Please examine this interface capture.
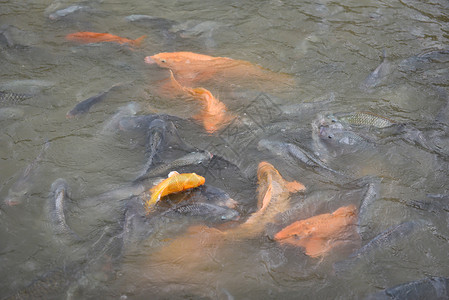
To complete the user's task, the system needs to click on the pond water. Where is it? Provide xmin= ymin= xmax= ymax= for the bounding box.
xmin=0 ymin=0 xmax=448 ymax=299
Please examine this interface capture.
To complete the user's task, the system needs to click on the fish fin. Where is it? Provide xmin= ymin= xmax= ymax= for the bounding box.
xmin=168 ymin=171 xmax=179 ymax=177
xmin=133 ymin=35 xmax=147 ymax=47
xmin=285 ymin=180 xmax=306 ymax=193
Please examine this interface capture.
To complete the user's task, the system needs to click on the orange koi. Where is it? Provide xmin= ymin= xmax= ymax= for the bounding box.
xmin=144 ymin=171 xmax=205 ymax=211
xmin=274 ymin=205 xmax=360 ymax=258
xmin=144 ymin=51 xmax=294 ymax=87
xmin=66 ymin=32 xmax=146 ymax=47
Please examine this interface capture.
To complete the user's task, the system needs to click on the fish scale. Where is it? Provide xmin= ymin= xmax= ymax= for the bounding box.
xmin=337 ymin=112 xmax=395 ymax=128
xmin=0 ymin=90 xmax=32 ymax=104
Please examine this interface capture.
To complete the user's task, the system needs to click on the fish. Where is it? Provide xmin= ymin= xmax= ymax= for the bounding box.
xmin=139 ymin=119 xmax=166 ymax=178
xmin=48 ymin=5 xmax=90 ymax=20
xmin=257 ymin=139 xmax=341 ymax=174
xmin=0 ymin=107 xmax=25 ymax=121
xmin=360 ymin=50 xmax=392 ymax=90
xmin=327 ymin=112 xmax=396 ymax=128
xmin=364 ymin=276 xmax=449 ymax=300
xmin=0 ymin=90 xmax=32 ymax=104
xmin=142 ymin=171 xmax=206 ymax=211
xmin=65 ymin=32 xmax=146 ymax=47
xmin=66 ymin=83 xmax=123 ymax=118
xmin=0 ymin=79 xmax=54 ymax=94
xmin=100 ymin=102 xmax=139 ymax=135
xmin=399 ymin=49 xmax=449 ymax=72
xmin=167 ymin=70 xmax=235 ymax=133
xmin=357 ymin=178 xmax=381 ymax=241
xmin=144 ymin=51 xmax=294 ymax=87
xmin=274 ymin=205 xmax=359 ymax=258
xmin=333 ymin=221 xmax=422 ymax=273
xmin=136 ymin=150 xmax=213 ymax=181
xmin=4 ymin=141 xmax=50 ymax=206
xmin=160 ymin=202 xmax=239 ymax=223
xmin=48 ymin=178 xmax=81 ymax=243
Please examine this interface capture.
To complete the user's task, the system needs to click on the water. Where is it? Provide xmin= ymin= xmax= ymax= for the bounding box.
xmin=1 ymin=0 xmax=448 ymax=298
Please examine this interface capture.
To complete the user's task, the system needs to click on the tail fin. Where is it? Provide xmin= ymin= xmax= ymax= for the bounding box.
xmin=133 ymin=35 xmax=147 ymax=47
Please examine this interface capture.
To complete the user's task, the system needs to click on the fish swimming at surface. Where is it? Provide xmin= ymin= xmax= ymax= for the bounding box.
xmin=65 ymin=32 xmax=146 ymax=47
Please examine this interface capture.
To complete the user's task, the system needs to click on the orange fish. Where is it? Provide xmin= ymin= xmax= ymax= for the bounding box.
xmin=144 ymin=51 xmax=294 ymax=87
xmin=66 ymin=32 xmax=146 ymax=47
xmin=274 ymin=205 xmax=360 ymax=258
xmin=167 ymin=71 xmax=234 ymax=133
xmin=143 ymin=171 xmax=205 ymax=211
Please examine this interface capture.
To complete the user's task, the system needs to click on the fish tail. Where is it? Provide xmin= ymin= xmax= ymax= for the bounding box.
xmin=145 ymin=191 xmax=160 ymax=211
xmin=133 ymin=35 xmax=147 ymax=47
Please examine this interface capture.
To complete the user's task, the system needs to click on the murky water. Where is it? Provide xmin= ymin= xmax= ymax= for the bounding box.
xmin=1 ymin=0 xmax=448 ymax=299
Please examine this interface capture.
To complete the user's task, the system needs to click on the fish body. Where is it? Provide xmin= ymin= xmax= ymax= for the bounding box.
xmin=66 ymin=83 xmax=122 ymax=118
xmin=139 ymin=119 xmax=166 ymax=177
xmin=360 ymin=50 xmax=392 ymax=90
xmin=274 ymin=205 xmax=359 ymax=258
xmin=328 ymin=112 xmax=396 ymax=128
xmin=48 ymin=5 xmax=89 ymax=20
xmin=65 ymin=32 xmax=146 ymax=47
xmin=48 ymin=178 xmax=80 ymax=242
xmin=144 ymin=172 xmax=206 ymax=210
xmin=5 ymin=142 xmax=50 ymax=206
xmin=364 ymin=276 xmax=449 ymax=300
xmin=161 ymin=202 xmax=239 ymax=223
xmin=0 ymin=90 xmax=32 ymax=104
xmin=145 ymin=51 xmax=294 ymax=87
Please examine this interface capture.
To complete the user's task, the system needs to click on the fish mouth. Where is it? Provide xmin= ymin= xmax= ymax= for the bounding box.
xmin=144 ymin=56 xmax=156 ymax=64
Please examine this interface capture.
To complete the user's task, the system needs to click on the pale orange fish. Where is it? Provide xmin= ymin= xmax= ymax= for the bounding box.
xmin=144 ymin=51 xmax=294 ymax=87
xmin=66 ymin=32 xmax=146 ymax=47
xmin=274 ymin=205 xmax=360 ymax=258
xmin=167 ymin=70 xmax=235 ymax=133
xmin=142 ymin=171 xmax=205 ymax=211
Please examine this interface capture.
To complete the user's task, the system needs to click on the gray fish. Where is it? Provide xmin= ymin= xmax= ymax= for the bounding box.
xmin=0 ymin=107 xmax=25 ymax=121
xmin=0 ymin=90 xmax=32 ymax=104
xmin=364 ymin=276 xmax=449 ymax=300
xmin=161 ymin=202 xmax=239 ymax=223
xmin=399 ymin=49 xmax=449 ymax=72
xmin=257 ymin=139 xmax=340 ymax=174
xmin=334 ymin=221 xmax=423 ymax=273
xmin=100 ymin=102 xmax=139 ymax=135
xmin=318 ymin=122 xmax=368 ymax=147
xmin=357 ymin=178 xmax=381 ymax=241
xmin=0 ymin=79 xmax=54 ymax=94
xmin=66 ymin=83 xmax=123 ymax=118
xmin=139 ymin=119 xmax=167 ymax=178
xmin=4 ymin=141 xmax=50 ymax=206
xmin=327 ymin=112 xmax=396 ymax=128
xmin=48 ymin=5 xmax=90 ymax=20
xmin=360 ymin=50 xmax=392 ymax=90
xmin=48 ymin=179 xmax=80 ymax=243
xmin=136 ymin=150 xmax=213 ymax=181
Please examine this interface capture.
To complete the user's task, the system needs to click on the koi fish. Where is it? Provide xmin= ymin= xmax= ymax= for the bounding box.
xmin=65 ymin=32 xmax=146 ymax=47
xmin=143 ymin=171 xmax=205 ymax=211
xmin=144 ymin=51 xmax=294 ymax=87
xmin=274 ymin=205 xmax=360 ymax=258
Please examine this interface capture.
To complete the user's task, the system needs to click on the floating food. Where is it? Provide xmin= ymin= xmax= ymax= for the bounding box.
xmin=65 ymin=32 xmax=146 ymax=47
xmin=274 ymin=205 xmax=359 ymax=258
xmin=143 ymin=172 xmax=206 ymax=211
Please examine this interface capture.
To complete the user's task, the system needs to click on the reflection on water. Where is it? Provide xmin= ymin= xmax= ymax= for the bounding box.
xmin=1 ymin=0 xmax=448 ymax=298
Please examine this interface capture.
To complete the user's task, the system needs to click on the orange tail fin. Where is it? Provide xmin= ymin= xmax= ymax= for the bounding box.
xmin=133 ymin=35 xmax=147 ymax=47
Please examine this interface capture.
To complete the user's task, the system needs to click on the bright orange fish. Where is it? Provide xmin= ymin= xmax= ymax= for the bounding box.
xmin=144 ymin=51 xmax=294 ymax=87
xmin=143 ymin=171 xmax=205 ymax=211
xmin=274 ymin=205 xmax=360 ymax=258
xmin=66 ymin=32 xmax=146 ymax=47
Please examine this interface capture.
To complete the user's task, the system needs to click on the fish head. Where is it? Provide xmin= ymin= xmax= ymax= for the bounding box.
xmin=4 ymin=189 xmax=29 ymax=206
xmin=50 ymin=178 xmax=71 ymax=198
xmin=145 ymin=53 xmax=184 ymax=70
xmin=318 ymin=123 xmax=362 ymax=147
xmin=219 ymin=208 xmax=240 ymax=221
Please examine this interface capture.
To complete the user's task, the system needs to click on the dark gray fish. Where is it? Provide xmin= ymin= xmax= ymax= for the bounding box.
xmin=139 ymin=119 xmax=167 ymax=178
xmin=0 ymin=90 xmax=32 ymax=104
xmin=360 ymin=50 xmax=392 ymax=90
xmin=136 ymin=150 xmax=213 ymax=181
xmin=357 ymin=178 xmax=381 ymax=241
xmin=257 ymin=139 xmax=341 ymax=174
xmin=48 ymin=179 xmax=80 ymax=243
xmin=160 ymin=202 xmax=239 ymax=223
xmin=48 ymin=5 xmax=90 ymax=20
xmin=100 ymin=102 xmax=139 ymax=135
xmin=399 ymin=49 xmax=449 ymax=72
xmin=334 ymin=221 xmax=423 ymax=273
xmin=4 ymin=141 xmax=50 ymax=206
xmin=364 ymin=276 xmax=449 ymax=300
xmin=66 ymin=83 xmax=123 ymax=118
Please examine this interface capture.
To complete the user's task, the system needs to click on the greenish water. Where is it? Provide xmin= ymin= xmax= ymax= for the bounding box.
xmin=0 ymin=0 xmax=448 ymax=299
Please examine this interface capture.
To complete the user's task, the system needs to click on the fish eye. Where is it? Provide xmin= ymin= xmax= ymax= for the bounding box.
xmin=221 ymin=216 xmax=227 ymax=220
xmin=331 ymin=119 xmax=336 ymax=123
xmin=328 ymin=135 xmax=332 ymax=139
xmin=161 ymin=59 xmax=166 ymax=63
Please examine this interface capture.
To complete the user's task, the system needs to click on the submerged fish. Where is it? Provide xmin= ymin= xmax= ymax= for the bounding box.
xmin=143 ymin=171 xmax=206 ymax=211
xmin=66 ymin=83 xmax=123 ymax=118
xmin=334 ymin=221 xmax=422 ymax=273
xmin=364 ymin=276 xmax=449 ymax=300
xmin=144 ymin=51 xmax=294 ymax=87
xmin=65 ymin=32 xmax=146 ymax=47
xmin=0 ymin=90 xmax=32 ymax=104
xmin=161 ymin=202 xmax=239 ymax=223
xmin=139 ymin=119 xmax=166 ymax=178
xmin=4 ymin=142 xmax=50 ymax=206
xmin=48 ymin=178 xmax=80 ymax=242
xmin=360 ymin=50 xmax=392 ymax=90
xmin=48 ymin=5 xmax=90 ymax=20
xmin=274 ymin=205 xmax=359 ymax=258
xmin=327 ymin=112 xmax=396 ymax=128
